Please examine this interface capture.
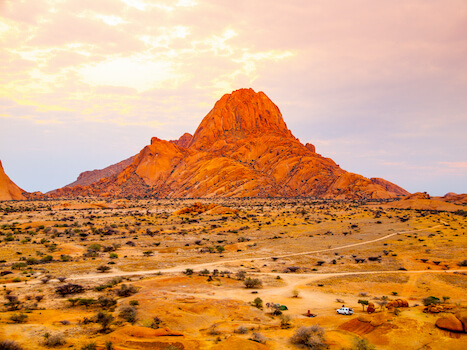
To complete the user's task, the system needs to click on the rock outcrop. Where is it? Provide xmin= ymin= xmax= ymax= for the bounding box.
xmin=0 ymin=160 xmax=26 ymax=201
xmin=48 ymin=89 xmax=409 ymax=199
xmin=386 ymin=299 xmax=409 ymax=309
xmin=370 ymin=178 xmax=410 ymax=196
xmin=64 ymin=156 xmax=135 ymax=189
xmin=381 ymin=192 xmax=465 ymax=212
xmin=170 ymin=133 xmax=193 ymax=148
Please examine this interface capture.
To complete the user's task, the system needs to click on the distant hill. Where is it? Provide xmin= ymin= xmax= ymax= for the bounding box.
xmin=63 ymin=156 xmax=135 ymax=189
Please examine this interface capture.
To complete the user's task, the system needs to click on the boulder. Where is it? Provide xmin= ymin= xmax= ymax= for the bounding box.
xmin=455 ymin=311 xmax=467 ymax=332
xmin=435 ymin=314 xmax=464 ymax=332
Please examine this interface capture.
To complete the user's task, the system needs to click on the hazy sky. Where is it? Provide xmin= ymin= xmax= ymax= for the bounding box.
xmin=1 ymin=0 xmax=466 ymax=196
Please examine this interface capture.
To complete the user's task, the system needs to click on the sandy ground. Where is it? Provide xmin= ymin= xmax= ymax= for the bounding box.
xmin=0 ymin=198 xmax=465 ymax=349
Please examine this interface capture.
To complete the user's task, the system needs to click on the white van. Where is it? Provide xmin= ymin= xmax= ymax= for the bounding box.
xmin=336 ymin=307 xmax=354 ymax=315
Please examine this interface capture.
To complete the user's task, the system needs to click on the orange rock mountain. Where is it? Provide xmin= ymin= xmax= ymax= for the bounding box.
xmin=49 ymin=88 xmax=409 ymax=199
xmin=0 ymin=160 xmax=26 ymax=200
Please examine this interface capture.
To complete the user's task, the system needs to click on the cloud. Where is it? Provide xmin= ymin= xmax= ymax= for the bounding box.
xmin=1 ymin=0 xmax=466 ymax=195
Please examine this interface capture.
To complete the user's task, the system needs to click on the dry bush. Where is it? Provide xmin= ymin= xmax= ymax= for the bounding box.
xmin=244 ymin=277 xmax=262 ymax=289
xmin=234 ymin=326 xmax=248 ymax=334
xmin=290 ymin=325 xmax=327 ymax=349
xmin=208 ymin=323 xmax=221 ymax=335
xmin=9 ymin=313 xmax=28 ymax=323
xmin=346 ymin=338 xmax=376 ymax=350
xmin=80 ymin=342 xmax=97 ymax=350
xmin=119 ymin=306 xmax=137 ymax=324
xmin=250 ymin=332 xmax=267 ymax=344
xmin=0 ymin=340 xmax=24 ymax=350
xmin=115 ymin=284 xmax=138 ymax=297
xmin=55 ymin=283 xmax=85 ymax=296
xmin=43 ymin=333 xmax=66 ymax=347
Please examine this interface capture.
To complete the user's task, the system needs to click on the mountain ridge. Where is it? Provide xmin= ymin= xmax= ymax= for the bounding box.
xmin=46 ymin=88 xmax=409 ymax=199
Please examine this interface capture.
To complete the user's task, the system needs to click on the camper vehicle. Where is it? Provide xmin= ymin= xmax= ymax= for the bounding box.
xmin=336 ymin=307 xmax=353 ymax=315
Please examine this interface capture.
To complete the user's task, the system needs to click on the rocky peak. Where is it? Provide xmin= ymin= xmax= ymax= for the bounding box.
xmin=190 ymin=88 xmax=293 ymax=149
xmin=0 ymin=160 xmax=26 ymax=200
xmin=305 ymin=143 xmax=316 ymax=153
xmin=169 ymin=133 xmax=193 ymax=148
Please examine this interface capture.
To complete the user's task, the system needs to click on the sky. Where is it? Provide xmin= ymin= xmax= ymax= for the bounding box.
xmin=0 ymin=0 xmax=466 ymax=196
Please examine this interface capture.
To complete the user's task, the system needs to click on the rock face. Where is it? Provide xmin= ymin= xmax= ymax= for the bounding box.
xmin=48 ymin=88 xmax=409 ymax=199
xmin=0 ymin=160 xmax=26 ymax=201
xmin=370 ymin=178 xmax=409 ymax=196
xmin=170 ymin=133 xmax=193 ymax=148
xmin=64 ymin=156 xmax=135 ymax=188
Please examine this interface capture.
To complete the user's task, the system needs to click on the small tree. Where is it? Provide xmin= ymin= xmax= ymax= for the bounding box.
xmin=358 ymin=299 xmax=369 ymax=311
xmin=56 ymin=283 xmax=85 ymax=296
xmin=183 ymin=268 xmax=194 ymax=275
xmin=5 ymin=295 xmax=20 ymax=310
xmin=376 ymin=300 xmax=388 ymax=311
xmin=252 ymin=297 xmax=263 ymax=309
xmin=97 ymin=265 xmax=111 ymax=273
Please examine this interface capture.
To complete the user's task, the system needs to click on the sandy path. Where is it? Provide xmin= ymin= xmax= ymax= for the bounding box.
xmin=5 ymin=223 xmax=451 ymax=289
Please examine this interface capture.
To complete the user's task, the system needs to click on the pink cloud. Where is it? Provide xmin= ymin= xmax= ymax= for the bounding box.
xmin=0 ymin=0 xmax=48 ymax=24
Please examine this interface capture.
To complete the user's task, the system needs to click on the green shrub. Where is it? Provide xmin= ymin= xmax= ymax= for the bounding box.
xmin=252 ymin=297 xmax=263 ymax=309
xmin=422 ymin=296 xmax=441 ymax=306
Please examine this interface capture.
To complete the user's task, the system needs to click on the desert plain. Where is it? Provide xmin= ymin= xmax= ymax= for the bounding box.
xmin=0 ymin=198 xmax=465 ymax=350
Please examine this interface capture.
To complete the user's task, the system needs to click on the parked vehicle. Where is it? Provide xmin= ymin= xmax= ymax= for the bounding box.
xmin=337 ymin=307 xmax=354 ymax=315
